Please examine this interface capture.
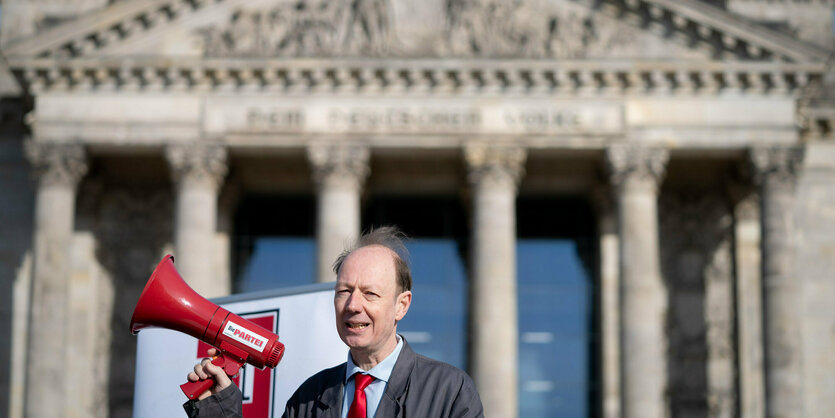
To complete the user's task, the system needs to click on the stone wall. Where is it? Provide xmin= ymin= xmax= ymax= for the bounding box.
xmin=77 ymin=177 xmax=173 ymax=417
xmin=661 ymin=192 xmax=735 ymax=418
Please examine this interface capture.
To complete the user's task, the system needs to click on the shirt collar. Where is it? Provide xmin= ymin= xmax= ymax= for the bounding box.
xmin=344 ymin=334 xmax=404 ymax=384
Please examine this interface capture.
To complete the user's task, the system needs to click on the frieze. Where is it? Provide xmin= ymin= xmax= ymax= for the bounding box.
xmin=199 ymin=0 xmax=394 ymax=57
xmin=187 ymin=0 xmax=827 ymax=61
xmin=196 ymin=0 xmax=639 ymax=59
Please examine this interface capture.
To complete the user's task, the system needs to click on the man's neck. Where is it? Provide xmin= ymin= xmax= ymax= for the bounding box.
xmin=350 ymin=335 xmax=399 ymax=371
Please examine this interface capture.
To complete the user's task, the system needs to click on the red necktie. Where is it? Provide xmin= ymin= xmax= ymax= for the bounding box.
xmin=348 ymin=373 xmax=375 ymax=418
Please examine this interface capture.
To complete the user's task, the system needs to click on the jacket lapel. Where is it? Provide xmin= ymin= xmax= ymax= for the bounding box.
xmin=316 ymin=364 xmax=346 ymax=418
xmin=375 ymin=339 xmax=416 ymax=417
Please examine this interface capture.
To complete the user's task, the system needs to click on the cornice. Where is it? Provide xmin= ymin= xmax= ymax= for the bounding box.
xmin=9 ymin=57 xmax=824 ymax=97
xmin=634 ymin=0 xmax=831 ymax=62
xmin=2 ymin=0 xmax=217 ymax=58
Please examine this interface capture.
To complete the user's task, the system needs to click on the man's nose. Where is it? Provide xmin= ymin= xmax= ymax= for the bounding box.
xmin=345 ymin=292 xmax=363 ymax=312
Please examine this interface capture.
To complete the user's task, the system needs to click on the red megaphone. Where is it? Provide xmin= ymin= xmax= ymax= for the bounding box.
xmin=130 ymin=255 xmax=285 ymax=400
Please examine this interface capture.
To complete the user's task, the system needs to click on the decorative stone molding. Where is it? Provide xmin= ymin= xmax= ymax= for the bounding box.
xmin=799 ymin=106 xmax=835 ymax=140
xmin=605 ymin=144 xmax=669 ymax=190
xmin=199 ymin=1 xmax=394 ymax=58
xmin=306 ymin=142 xmax=370 ymax=189
xmin=5 ymin=0 xmax=825 ymax=62
xmin=464 ymin=142 xmax=526 ymax=191
xmin=4 ymin=0 xmax=222 ymax=59
xmin=748 ymin=146 xmax=804 ymax=187
xmin=613 ymin=0 xmax=827 ymax=62
xmin=165 ymin=142 xmax=228 ymax=190
xmin=13 ymin=58 xmax=823 ymax=97
xmin=24 ymin=141 xmax=88 ymax=189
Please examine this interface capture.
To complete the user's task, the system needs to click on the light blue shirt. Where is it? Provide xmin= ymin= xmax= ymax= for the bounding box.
xmin=341 ymin=335 xmax=404 ymax=418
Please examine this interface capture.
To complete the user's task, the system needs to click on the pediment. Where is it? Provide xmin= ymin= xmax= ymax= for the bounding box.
xmin=3 ymin=0 xmax=829 ymax=63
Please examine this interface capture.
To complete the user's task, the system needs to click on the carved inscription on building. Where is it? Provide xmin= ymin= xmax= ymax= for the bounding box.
xmin=502 ymin=108 xmax=582 ymax=132
xmin=326 ymin=107 xmax=480 ymax=132
xmin=204 ymin=98 xmax=622 ymax=135
xmin=246 ymin=108 xmax=305 ymax=130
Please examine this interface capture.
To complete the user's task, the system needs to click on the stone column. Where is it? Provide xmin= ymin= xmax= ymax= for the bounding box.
xmin=729 ymin=185 xmax=766 ymax=418
xmin=166 ymin=143 xmax=228 ymax=298
xmin=704 ymin=207 xmax=736 ymax=418
xmin=23 ymin=141 xmax=88 ymax=418
xmin=605 ymin=144 xmax=669 ymax=418
xmin=465 ymin=143 xmax=525 ymax=418
xmin=749 ymin=146 xmax=804 ymax=418
xmin=307 ymin=143 xmax=369 ymax=283
xmin=592 ymin=187 xmax=621 ymax=418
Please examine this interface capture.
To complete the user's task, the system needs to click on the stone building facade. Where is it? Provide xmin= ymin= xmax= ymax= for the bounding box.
xmin=0 ymin=0 xmax=834 ymax=417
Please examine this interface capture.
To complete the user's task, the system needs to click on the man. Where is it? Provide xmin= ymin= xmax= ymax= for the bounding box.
xmin=186 ymin=226 xmax=483 ymax=417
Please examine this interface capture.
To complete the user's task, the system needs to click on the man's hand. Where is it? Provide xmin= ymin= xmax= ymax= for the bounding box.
xmin=186 ymin=348 xmax=232 ymax=400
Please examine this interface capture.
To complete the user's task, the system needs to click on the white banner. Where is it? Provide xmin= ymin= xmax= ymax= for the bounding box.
xmin=133 ymin=283 xmax=347 ymax=418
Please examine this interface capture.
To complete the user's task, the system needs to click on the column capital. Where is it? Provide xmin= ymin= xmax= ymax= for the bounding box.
xmin=605 ymin=144 xmax=669 ymax=191
xmin=165 ymin=142 xmax=228 ymax=190
xmin=748 ymin=146 xmax=804 ymax=188
xmin=464 ymin=142 xmax=526 ymax=191
xmin=307 ymin=142 xmax=370 ymax=189
xmin=24 ymin=141 xmax=88 ymax=189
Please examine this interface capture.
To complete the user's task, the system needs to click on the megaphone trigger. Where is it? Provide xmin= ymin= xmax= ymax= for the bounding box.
xmin=179 ymin=351 xmax=245 ymax=400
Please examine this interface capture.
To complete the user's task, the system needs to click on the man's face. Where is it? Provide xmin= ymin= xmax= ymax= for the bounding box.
xmin=334 ymin=245 xmax=411 ymax=359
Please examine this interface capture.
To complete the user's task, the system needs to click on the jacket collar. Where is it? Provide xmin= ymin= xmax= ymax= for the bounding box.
xmin=316 ymin=363 xmax=346 ymax=418
xmin=316 ymin=338 xmax=416 ymax=417
xmin=376 ymin=338 xmax=416 ymax=417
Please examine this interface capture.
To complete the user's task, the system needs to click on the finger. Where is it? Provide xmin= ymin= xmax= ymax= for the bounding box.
xmin=203 ymin=361 xmax=232 ymax=389
xmin=207 ymin=348 xmax=218 ymax=357
xmin=187 ymin=371 xmax=200 ymax=382
xmin=194 ymin=363 xmax=209 ymax=380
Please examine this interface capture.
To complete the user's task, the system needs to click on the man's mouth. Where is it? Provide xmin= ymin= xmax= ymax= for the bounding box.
xmin=346 ymin=322 xmax=369 ymax=330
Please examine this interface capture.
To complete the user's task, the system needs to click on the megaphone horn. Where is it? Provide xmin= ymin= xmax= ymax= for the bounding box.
xmin=130 ymin=255 xmax=285 ymax=399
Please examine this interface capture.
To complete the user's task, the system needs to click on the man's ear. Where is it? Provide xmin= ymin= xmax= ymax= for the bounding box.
xmin=395 ymin=291 xmax=412 ymax=321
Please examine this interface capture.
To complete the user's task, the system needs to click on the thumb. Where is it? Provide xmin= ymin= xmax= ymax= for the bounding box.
xmin=203 ymin=360 xmax=233 ymax=390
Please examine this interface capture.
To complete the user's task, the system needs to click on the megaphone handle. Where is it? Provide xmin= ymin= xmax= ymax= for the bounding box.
xmin=180 ymin=378 xmax=215 ymax=401
xmin=179 ymin=354 xmax=241 ymax=400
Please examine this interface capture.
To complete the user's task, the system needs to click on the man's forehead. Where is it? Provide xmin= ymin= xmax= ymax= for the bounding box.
xmin=336 ymin=245 xmax=398 ymax=281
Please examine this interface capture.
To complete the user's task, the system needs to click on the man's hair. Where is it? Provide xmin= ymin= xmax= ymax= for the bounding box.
xmin=332 ymin=226 xmax=413 ymax=294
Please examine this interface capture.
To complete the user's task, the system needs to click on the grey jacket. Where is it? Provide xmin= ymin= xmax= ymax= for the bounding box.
xmin=191 ymin=340 xmax=483 ymax=418
xmin=282 ymin=340 xmax=484 ymax=418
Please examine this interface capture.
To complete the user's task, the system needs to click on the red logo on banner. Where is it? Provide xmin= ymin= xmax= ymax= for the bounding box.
xmin=197 ymin=311 xmax=279 ymax=418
